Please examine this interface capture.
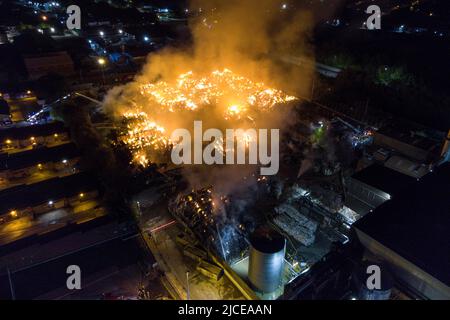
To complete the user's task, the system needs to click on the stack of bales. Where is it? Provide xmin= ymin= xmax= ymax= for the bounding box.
xmin=273 ymin=204 xmax=317 ymax=246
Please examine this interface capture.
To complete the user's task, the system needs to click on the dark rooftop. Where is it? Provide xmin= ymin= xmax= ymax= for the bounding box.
xmin=0 ymin=99 xmax=9 ymax=115
xmin=377 ymin=120 xmax=444 ymax=152
xmin=0 ymin=143 xmax=79 ymax=171
xmin=0 ymin=172 xmax=99 ymax=215
xmin=354 ymin=162 xmax=450 ymax=287
xmin=250 ymin=226 xmax=285 ymax=254
xmin=352 ymin=164 xmax=417 ymax=198
xmin=0 ymin=122 xmax=67 ymax=141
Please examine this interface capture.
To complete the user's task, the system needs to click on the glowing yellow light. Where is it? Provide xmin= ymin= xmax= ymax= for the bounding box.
xmin=98 ymin=58 xmax=106 ymax=66
xmin=119 ymin=69 xmax=297 ymax=168
xmin=54 ymin=133 xmax=58 ymax=138
xmin=37 ymin=163 xmax=43 ymax=169
xmin=5 ymin=139 xmax=11 ymax=144
xmin=10 ymin=210 xmax=17 ymax=218
xmin=79 ymin=193 xmax=84 ymax=198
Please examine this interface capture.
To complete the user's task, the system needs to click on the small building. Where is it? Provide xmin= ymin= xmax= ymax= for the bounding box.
xmin=0 ymin=172 xmax=99 ymax=222
xmin=384 ymin=155 xmax=431 ymax=179
xmin=23 ymin=51 xmax=75 ymax=80
xmin=0 ymin=121 xmax=69 ymax=151
xmin=373 ymin=122 xmax=443 ymax=162
xmin=353 ymin=162 xmax=450 ymax=299
xmin=0 ymin=143 xmax=80 ymax=181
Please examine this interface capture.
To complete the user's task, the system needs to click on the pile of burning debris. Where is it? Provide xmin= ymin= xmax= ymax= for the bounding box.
xmin=116 ymin=69 xmax=297 ymax=167
xmin=168 ymin=175 xmax=276 ymax=263
xmin=169 ymin=187 xmax=250 ymax=263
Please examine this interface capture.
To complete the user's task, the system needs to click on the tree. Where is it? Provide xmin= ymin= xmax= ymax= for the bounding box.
xmin=374 ymin=66 xmax=415 ymax=87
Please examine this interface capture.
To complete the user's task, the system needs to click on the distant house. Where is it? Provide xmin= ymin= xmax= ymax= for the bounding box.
xmin=0 ymin=172 xmax=99 ymax=221
xmin=23 ymin=51 xmax=75 ymax=80
xmin=0 ymin=121 xmax=69 ymax=151
xmin=0 ymin=143 xmax=80 ymax=181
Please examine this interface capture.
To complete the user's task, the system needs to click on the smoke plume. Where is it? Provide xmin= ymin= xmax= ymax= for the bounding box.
xmin=103 ymin=0 xmax=316 ymax=192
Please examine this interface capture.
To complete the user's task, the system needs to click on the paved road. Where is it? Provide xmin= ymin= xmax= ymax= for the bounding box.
xmin=138 ymin=198 xmax=244 ymax=300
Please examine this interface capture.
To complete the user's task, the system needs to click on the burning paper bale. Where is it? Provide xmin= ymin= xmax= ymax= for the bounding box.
xmin=169 ymin=185 xmax=262 ymax=263
xmin=115 ymin=69 xmax=297 ymax=167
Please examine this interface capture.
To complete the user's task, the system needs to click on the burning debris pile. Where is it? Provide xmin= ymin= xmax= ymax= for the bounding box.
xmin=115 ymin=69 xmax=297 ymax=167
xmin=121 ymin=112 xmax=171 ymax=167
xmin=169 ymin=187 xmax=246 ymax=263
xmin=138 ymin=69 xmax=297 ymax=114
xmin=168 ymin=176 xmax=276 ymax=264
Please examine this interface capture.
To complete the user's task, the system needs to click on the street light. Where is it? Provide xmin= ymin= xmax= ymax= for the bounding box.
xmin=98 ymin=58 xmax=107 ymax=84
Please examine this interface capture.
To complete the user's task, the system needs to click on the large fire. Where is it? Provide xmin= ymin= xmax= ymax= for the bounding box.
xmin=118 ymin=69 xmax=297 ymax=167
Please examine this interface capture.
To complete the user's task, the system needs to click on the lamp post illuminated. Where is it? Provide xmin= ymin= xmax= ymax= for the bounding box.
xmin=98 ymin=57 xmax=106 ymax=84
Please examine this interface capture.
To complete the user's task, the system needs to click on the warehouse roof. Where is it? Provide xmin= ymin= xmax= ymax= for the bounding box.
xmin=0 ymin=143 xmax=79 ymax=171
xmin=354 ymin=162 xmax=450 ymax=287
xmin=351 ymin=164 xmax=417 ymax=198
xmin=0 ymin=172 xmax=98 ymax=215
xmin=0 ymin=122 xmax=66 ymax=141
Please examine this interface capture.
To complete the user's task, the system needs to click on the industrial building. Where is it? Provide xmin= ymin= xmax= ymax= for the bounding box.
xmin=22 ymin=51 xmax=75 ymax=80
xmin=0 ymin=121 xmax=69 ymax=151
xmin=0 ymin=143 xmax=80 ymax=181
xmin=0 ymin=172 xmax=99 ymax=222
xmin=353 ymin=162 xmax=450 ymax=299
xmin=345 ymin=164 xmax=416 ymax=216
xmin=373 ymin=121 xmax=444 ymax=163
